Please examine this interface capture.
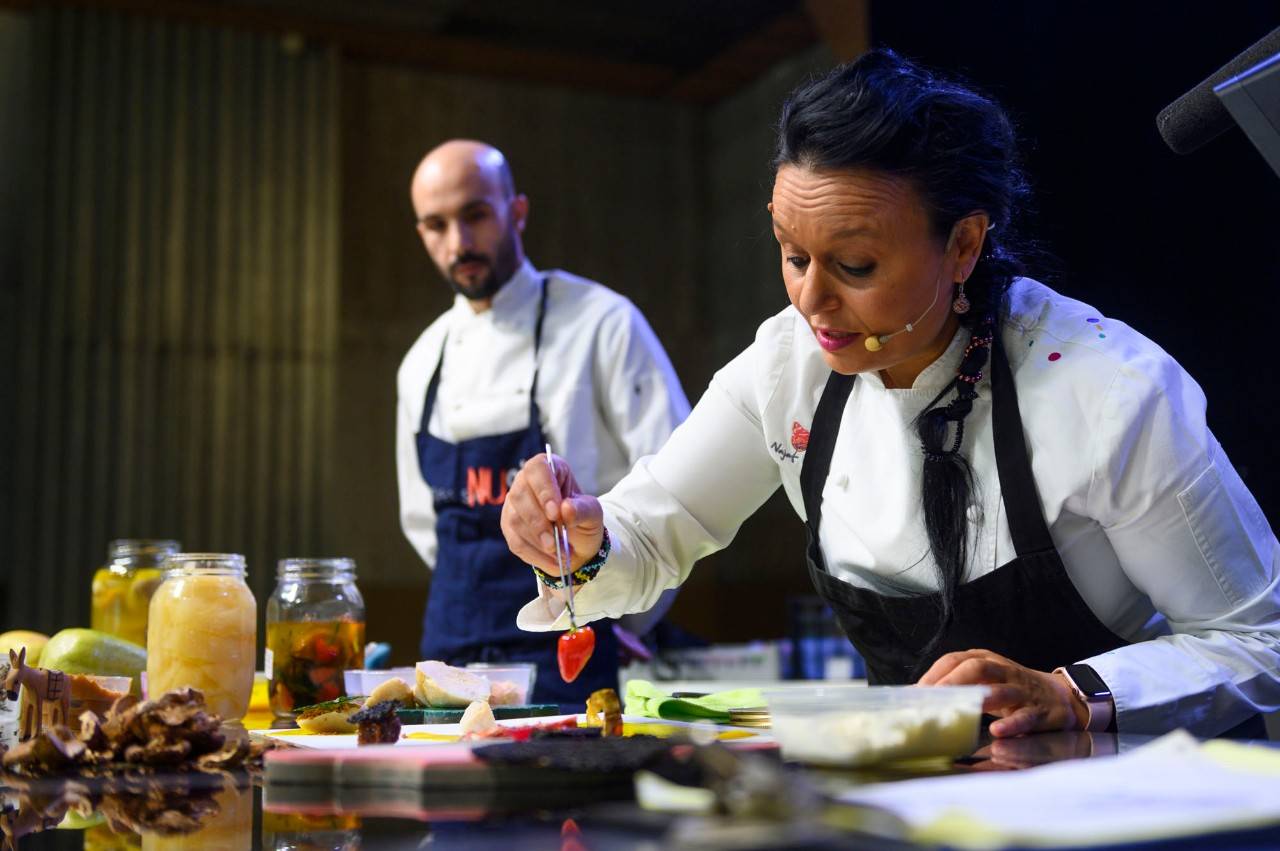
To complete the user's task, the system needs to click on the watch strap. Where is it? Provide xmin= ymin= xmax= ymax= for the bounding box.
xmin=1054 ymin=664 xmax=1114 ymax=733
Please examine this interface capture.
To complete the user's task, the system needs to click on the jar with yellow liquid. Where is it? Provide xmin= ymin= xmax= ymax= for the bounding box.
xmin=91 ymin=539 xmax=181 ymax=646
xmin=261 ymin=811 xmax=361 ymax=850
xmin=147 ymin=554 xmax=257 ymax=721
xmin=265 ymin=558 xmax=365 ymax=717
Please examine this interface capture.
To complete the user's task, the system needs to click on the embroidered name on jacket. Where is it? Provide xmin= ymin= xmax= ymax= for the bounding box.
xmin=771 ymin=420 xmax=810 ymax=464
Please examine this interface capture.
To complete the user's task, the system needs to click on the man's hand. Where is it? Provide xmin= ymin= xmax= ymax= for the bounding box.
xmin=918 ymin=649 xmax=1087 ymax=737
xmin=501 ymin=452 xmax=605 ymax=573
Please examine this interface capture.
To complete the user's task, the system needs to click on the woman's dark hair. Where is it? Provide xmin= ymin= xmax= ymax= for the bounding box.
xmin=775 ymin=49 xmax=1033 ymax=665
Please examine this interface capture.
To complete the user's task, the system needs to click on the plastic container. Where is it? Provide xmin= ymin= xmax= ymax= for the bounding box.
xmin=764 ymin=685 xmax=987 ymax=767
xmin=465 ymin=662 xmax=536 ymax=706
xmin=343 ymin=667 xmax=416 ymax=697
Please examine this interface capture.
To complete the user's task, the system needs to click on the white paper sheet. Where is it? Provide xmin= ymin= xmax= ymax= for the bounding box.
xmin=836 ymin=731 xmax=1280 ymax=849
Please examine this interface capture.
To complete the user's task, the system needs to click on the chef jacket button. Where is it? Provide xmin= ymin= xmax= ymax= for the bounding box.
xmin=966 ymin=503 xmax=983 ymax=524
xmin=834 ymin=473 xmax=849 ymax=489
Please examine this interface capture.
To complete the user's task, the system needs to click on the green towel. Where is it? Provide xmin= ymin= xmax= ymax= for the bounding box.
xmin=623 ymin=679 xmax=765 ymax=722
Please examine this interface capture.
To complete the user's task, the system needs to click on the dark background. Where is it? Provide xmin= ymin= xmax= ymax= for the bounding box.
xmin=872 ymin=2 xmax=1280 ymax=521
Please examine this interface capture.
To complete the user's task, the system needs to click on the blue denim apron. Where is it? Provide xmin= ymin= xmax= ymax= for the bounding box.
xmin=416 ymin=278 xmax=618 ymax=706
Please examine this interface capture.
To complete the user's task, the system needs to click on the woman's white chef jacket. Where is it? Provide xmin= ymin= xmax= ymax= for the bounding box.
xmin=519 ymin=277 xmax=1280 ymax=734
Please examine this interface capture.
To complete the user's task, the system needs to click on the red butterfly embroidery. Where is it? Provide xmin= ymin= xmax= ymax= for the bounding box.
xmin=791 ymin=421 xmax=810 ymax=452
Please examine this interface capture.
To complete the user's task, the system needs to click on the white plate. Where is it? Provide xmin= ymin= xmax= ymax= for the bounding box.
xmin=251 ymin=713 xmax=772 ymax=750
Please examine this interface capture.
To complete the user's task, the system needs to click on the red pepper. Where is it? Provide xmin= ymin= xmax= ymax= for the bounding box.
xmin=309 ymin=635 xmax=340 ymax=664
xmin=557 ymin=625 xmax=595 ymax=683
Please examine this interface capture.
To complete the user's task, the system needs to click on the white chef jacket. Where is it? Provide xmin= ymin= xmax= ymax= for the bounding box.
xmin=397 ymin=260 xmax=691 ymax=576
xmin=519 ymin=277 xmax=1280 ymax=735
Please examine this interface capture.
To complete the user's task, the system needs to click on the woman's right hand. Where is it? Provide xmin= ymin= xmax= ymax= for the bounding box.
xmin=501 ymin=452 xmax=605 ymax=574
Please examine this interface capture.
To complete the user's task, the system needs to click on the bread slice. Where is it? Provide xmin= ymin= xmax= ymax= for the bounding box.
xmin=295 ymin=697 xmax=363 ymax=734
xmin=414 ymin=661 xmax=490 ymax=708
xmin=364 ymin=676 xmax=415 ymax=709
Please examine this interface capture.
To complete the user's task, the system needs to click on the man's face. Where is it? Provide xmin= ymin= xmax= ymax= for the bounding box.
xmin=413 ymin=165 xmax=526 ymax=303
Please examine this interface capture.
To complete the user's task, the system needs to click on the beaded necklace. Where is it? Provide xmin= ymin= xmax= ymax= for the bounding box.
xmin=919 ymin=313 xmax=996 ymax=462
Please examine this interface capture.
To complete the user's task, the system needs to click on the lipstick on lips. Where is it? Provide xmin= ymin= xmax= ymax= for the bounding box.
xmin=814 ymin=327 xmax=860 ymax=352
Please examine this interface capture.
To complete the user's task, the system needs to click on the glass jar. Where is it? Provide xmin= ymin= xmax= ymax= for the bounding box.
xmin=141 ymin=777 xmax=252 ymax=850
xmin=91 ymin=539 xmax=181 ymax=646
xmin=261 ymin=810 xmax=361 ymax=851
xmin=265 ymin=558 xmax=365 ymax=717
xmin=146 ymin=553 xmax=257 ymax=721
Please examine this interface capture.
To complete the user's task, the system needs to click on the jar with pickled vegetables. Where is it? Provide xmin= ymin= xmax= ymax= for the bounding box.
xmin=91 ymin=539 xmax=181 ymax=646
xmin=146 ymin=554 xmax=257 ymax=721
xmin=265 ymin=558 xmax=365 ymax=717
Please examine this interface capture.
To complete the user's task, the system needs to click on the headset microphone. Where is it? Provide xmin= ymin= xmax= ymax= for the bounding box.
xmin=863 ymin=222 xmax=991 ymax=353
xmin=864 ymin=278 xmax=942 ymax=352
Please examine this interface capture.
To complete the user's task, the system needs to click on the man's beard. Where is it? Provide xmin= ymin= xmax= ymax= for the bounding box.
xmin=446 ymin=229 xmax=520 ymax=302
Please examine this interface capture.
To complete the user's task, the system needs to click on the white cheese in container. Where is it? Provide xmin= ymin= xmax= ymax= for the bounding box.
xmin=765 ymin=685 xmax=987 ymax=767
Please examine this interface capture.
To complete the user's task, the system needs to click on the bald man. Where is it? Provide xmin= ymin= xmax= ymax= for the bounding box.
xmin=396 ymin=140 xmax=690 ymax=705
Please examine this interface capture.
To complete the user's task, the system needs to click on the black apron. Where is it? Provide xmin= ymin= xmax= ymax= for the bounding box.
xmin=416 ymin=278 xmax=618 ymax=705
xmin=799 ymin=335 xmax=1265 ymax=738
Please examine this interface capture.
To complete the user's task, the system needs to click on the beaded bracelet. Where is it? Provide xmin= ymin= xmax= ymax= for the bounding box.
xmin=531 ymin=527 xmax=611 ymax=590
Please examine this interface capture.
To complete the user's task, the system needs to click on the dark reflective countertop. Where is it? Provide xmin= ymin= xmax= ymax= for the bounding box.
xmin=5 ymin=731 xmax=1280 ymax=850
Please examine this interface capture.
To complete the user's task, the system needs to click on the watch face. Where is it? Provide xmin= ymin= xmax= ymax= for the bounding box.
xmin=1066 ymin=664 xmax=1112 ymax=700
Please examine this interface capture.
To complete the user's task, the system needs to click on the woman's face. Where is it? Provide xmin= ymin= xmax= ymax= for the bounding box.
xmin=770 ymin=165 xmax=979 ymax=386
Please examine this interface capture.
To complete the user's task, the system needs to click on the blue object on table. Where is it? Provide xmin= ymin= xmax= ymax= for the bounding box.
xmin=364 ymin=642 xmax=392 ymax=670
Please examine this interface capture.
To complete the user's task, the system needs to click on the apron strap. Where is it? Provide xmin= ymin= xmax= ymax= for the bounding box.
xmin=990 ymin=333 xmax=1056 ymax=555
xmin=420 ymin=276 xmax=552 ymax=436
xmin=800 ymin=371 xmax=856 ymax=533
xmin=527 ymin=276 xmax=550 ymax=428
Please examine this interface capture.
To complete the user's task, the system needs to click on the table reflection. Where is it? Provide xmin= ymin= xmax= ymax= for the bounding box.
xmin=3 ymin=731 xmax=1276 ymax=850
xmin=1 ymin=770 xmax=250 ymax=850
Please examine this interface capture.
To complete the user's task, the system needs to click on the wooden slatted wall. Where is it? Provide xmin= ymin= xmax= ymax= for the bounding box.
xmin=4 ymin=7 xmax=340 ymax=632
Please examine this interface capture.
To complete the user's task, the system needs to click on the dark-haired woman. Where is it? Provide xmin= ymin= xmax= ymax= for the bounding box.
xmin=500 ymin=50 xmax=1280 ymax=738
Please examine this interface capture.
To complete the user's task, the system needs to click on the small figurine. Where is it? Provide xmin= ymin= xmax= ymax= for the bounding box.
xmin=3 ymin=648 xmax=70 ymax=742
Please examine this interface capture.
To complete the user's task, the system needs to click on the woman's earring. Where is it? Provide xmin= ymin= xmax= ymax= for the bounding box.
xmin=952 ymin=280 xmax=971 ymax=315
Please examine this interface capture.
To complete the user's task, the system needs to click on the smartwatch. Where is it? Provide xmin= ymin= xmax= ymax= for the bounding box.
xmin=1054 ymin=663 xmax=1114 ymax=733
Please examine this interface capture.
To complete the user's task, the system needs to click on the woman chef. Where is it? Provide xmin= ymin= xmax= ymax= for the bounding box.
xmin=500 ymin=50 xmax=1280 ymax=738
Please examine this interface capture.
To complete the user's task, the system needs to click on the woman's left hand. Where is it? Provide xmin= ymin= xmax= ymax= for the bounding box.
xmin=917 ymin=649 xmax=1086 ymax=737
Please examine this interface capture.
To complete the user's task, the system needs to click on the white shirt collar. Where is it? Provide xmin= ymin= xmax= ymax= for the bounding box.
xmin=858 ymin=324 xmax=969 ymax=394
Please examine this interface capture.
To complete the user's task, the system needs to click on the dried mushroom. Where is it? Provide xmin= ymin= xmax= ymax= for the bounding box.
xmin=0 ymin=687 xmax=270 ymax=776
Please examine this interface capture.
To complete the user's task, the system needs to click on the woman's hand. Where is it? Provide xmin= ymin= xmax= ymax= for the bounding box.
xmin=917 ymin=649 xmax=1087 ymax=737
xmin=501 ymin=452 xmax=605 ymax=574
